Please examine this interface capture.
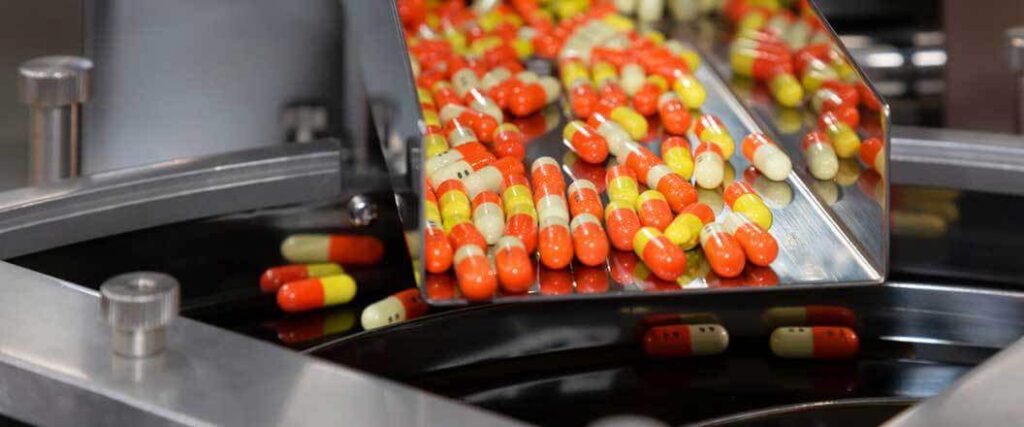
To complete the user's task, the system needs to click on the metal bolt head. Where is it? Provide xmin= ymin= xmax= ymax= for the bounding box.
xmin=1008 ymin=27 xmax=1024 ymax=71
xmin=18 ymin=55 xmax=93 ymax=107
xmin=101 ymin=272 xmax=179 ymax=357
xmin=347 ymin=194 xmax=378 ymax=226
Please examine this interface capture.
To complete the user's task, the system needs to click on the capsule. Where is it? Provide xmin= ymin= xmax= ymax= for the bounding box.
xmin=723 ymin=180 xmax=773 ymax=231
xmin=425 ymin=223 xmax=453 ymax=273
xmin=472 ymin=191 xmax=506 ymax=244
xmin=275 ymin=309 xmax=355 ymax=344
xmin=424 ymin=130 xmax=449 ymax=158
xmin=657 ymin=92 xmax=692 ymax=136
xmin=860 ymin=137 xmax=885 ymax=174
xmin=770 ymin=327 xmax=860 ymax=359
xmin=502 ymin=175 xmax=539 ymax=253
xmin=693 ymin=114 xmax=735 ymax=159
xmin=767 ymin=68 xmax=804 ymax=108
xmin=538 ymin=214 xmax=573 ymax=270
xmin=465 ymin=88 xmax=504 ymax=123
xmin=802 ymin=130 xmax=839 ymax=180
xmin=588 ymin=116 xmax=633 ymax=158
xmin=491 ymin=123 xmax=526 ymax=160
xmin=633 ymin=75 xmax=669 ymax=116
xmin=260 ymin=263 xmax=344 ymax=294
xmin=531 ymin=157 xmax=566 ymax=201
xmin=426 ymin=142 xmax=496 ymax=186
xmin=567 ymin=179 xmax=604 ymax=220
xmin=569 ymin=82 xmax=599 ymax=119
xmin=643 ymin=324 xmax=730 ymax=357
xmin=463 ymin=156 xmax=525 ymax=198
xmin=454 ymin=245 xmax=498 ymax=301
xmin=606 ymin=164 xmax=640 ymax=206
xmin=634 ymin=227 xmax=687 ymax=281
xmin=438 ymin=179 xmax=472 ymax=231
xmin=563 ymin=120 xmax=609 ymax=163
xmin=360 ymin=288 xmax=429 ymax=330
xmin=664 ymin=202 xmax=715 ymax=250
xmin=636 ymin=190 xmax=674 ymax=231
xmin=763 ymin=306 xmax=857 ymax=330
xmin=620 ymin=142 xmax=697 ymax=213
xmin=699 ymin=223 xmax=745 ymax=278
xmin=693 ymin=142 xmax=725 ymax=189
xmin=277 ymin=274 xmax=357 ymax=313
xmin=620 ymin=63 xmax=647 ymax=97
xmin=605 ymin=200 xmax=643 ymax=251
xmin=593 ymin=103 xmax=648 ymax=141
xmin=671 ymin=72 xmax=707 ymax=109
xmin=661 ymin=136 xmax=694 ymax=179
xmin=491 ymin=236 xmax=535 ymax=294
xmin=820 ymin=110 xmax=861 ymax=159
xmin=431 ymin=80 xmax=463 ymax=109
xmin=281 ymin=235 xmax=384 ymax=265
xmin=440 ymin=104 xmax=499 ymax=144
xmin=508 ymin=76 xmax=559 ymax=117
xmin=723 ymin=212 xmax=778 ymax=266
xmin=742 ymin=132 xmax=792 ymax=181
xmin=570 ymin=213 xmax=610 ymax=266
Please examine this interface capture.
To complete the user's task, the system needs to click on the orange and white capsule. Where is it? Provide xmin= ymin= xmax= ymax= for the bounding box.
xmin=664 ymin=202 xmax=715 ymax=250
xmin=661 ymin=136 xmax=694 ymax=180
xmin=693 ymin=142 xmax=725 ymax=189
xmin=426 ymin=141 xmax=495 ymax=178
xmin=802 ymin=130 xmax=839 ymax=180
xmin=723 ymin=180 xmax=773 ymax=231
xmin=763 ymin=305 xmax=858 ymax=330
xmin=281 ymin=235 xmax=384 ymax=265
xmin=491 ymin=123 xmax=526 ymax=160
xmin=277 ymin=274 xmax=357 ymax=313
xmin=531 ymin=157 xmax=566 ymax=201
xmin=260 ymin=263 xmax=344 ymax=294
xmin=742 ymin=132 xmax=792 ymax=181
xmin=605 ymin=201 xmax=643 ymax=251
xmin=360 ymin=288 xmax=429 ymax=330
xmin=570 ymin=213 xmax=609 ymax=266
xmin=723 ymin=212 xmax=778 ymax=267
xmin=588 ymin=114 xmax=633 ymax=158
xmin=428 ymin=144 xmax=497 ymax=189
xmin=633 ymin=226 xmax=688 ymax=281
xmin=770 ymin=327 xmax=859 ymax=359
xmin=563 ymin=120 xmax=609 ymax=163
xmin=538 ymin=210 xmax=574 ymax=270
xmin=643 ymin=324 xmax=730 ymax=358
xmin=454 ymin=245 xmax=498 ymax=301
xmin=606 ymin=164 xmax=640 ymax=206
xmin=491 ymin=236 xmax=535 ymax=294
xmin=636 ymin=190 xmax=673 ymax=231
xmin=472 ymin=191 xmax=505 ymax=244
xmin=860 ymin=137 xmax=885 ymax=174
xmin=657 ymin=92 xmax=693 ymax=136
xmin=567 ymin=179 xmax=604 ymax=219
xmin=425 ymin=223 xmax=453 ymax=273
xmin=699 ymin=223 xmax=746 ymax=278
xmin=693 ymin=114 xmax=735 ymax=159
xmin=462 ymin=156 xmax=525 ymax=198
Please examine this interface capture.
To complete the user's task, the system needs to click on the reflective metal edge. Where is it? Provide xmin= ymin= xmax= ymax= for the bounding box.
xmin=883 ymin=335 xmax=1024 ymax=427
xmin=690 ymin=397 xmax=918 ymax=427
xmin=0 ymin=140 xmax=342 ymax=260
xmin=890 ymin=126 xmax=1024 ymax=196
xmin=0 ymin=260 xmax=523 ymax=426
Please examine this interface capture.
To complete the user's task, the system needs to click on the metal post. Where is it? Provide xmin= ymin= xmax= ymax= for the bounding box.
xmin=17 ymin=56 xmax=93 ymax=185
xmin=1007 ymin=27 xmax=1024 ymax=134
xmin=100 ymin=272 xmax=179 ymax=357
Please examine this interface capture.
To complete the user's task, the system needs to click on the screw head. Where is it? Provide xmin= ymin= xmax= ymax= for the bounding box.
xmin=18 ymin=56 xmax=93 ymax=107
xmin=347 ymin=194 xmax=378 ymax=226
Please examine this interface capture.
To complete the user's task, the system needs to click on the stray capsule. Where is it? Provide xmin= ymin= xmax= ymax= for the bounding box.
xmin=260 ymin=263 xmax=343 ymax=294
xmin=636 ymin=190 xmax=674 ymax=231
xmin=664 ymin=202 xmax=715 ymax=250
xmin=722 ymin=212 xmax=778 ymax=267
xmin=281 ymin=235 xmax=384 ymax=265
xmin=277 ymin=274 xmax=357 ymax=313
xmin=699 ymin=223 xmax=746 ymax=278
xmin=742 ymin=132 xmax=792 ymax=181
xmin=770 ymin=326 xmax=860 ymax=359
xmin=361 ymin=288 xmax=429 ymax=331
xmin=634 ymin=226 xmax=688 ymax=281
xmin=454 ymin=245 xmax=498 ymax=301
xmin=661 ymin=136 xmax=694 ymax=179
xmin=802 ymin=130 xmax=839 ymax=180
xmin=491 ymin=236 xmax=534 ymax=294
xmin=643 ymin=324 xmax=729 ymax=357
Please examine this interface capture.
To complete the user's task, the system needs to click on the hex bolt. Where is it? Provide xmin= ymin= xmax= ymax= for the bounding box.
xmin=100 ymin=272 xmax=180 ymax=358
xmin=18 ymin=56 xmax=93 ymax=185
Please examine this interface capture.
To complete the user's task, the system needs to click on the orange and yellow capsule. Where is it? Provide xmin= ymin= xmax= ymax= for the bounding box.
xmin=592 ymin=103 xmax=649 ymax=141
xmin=633 ymin=226 xmax=688 ymax=281
xmin=260 ymin=263 xmax=343 ymax=294
xmin=277 ymin=274 xmax=357 ymax=313
xmin=606 ymin=164 xmax=641 ymax=206
xmin=723 ymin=212 xmax=778 ymax=267
xmin=693 ymin=114 xmax=735 ymax=160
xmin=699 ymin=223 xmax=746 ymax=278
xmin=502 ymin=174 xmax=539 ymax=253
xmin=819 ymin=110 xmax=861 ymax=159
xmin=664 ymin=202 xmax=715 ymax=250
xmin=636 ymin=190 xmax=674 ymax=231
xmin=620 ymin=142 xmax=697 ymax=213
xmin=723 ymin=180 xmax=773 ymax=231
xmin=660 ymin=136 xmax=694 ymax=180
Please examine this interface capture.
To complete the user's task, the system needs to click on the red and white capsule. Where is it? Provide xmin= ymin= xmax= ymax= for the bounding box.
xmin=770 ymin=327 xmax=860 ymax=359
xmin=763 ymin=305 xmax=858 ymax=329
xmin=723 ymin=212 xmax=778 ymax=267
xmin=742 ymin=132 xmax=792 ymax=181
xmin=643 ymin=324 xmax=730 ymax=358
xmin=360 ymin=288 xmax=429 ymax=330
xmin=699 ymin=223 xmax=746 ymax=278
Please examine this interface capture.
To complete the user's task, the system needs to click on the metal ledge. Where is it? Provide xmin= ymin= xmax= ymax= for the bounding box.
xmin=891 ymin=126 xmax=1024 ymax=196
xmin=0 ymin=140 xmax=342 ymax=259
xmin=0 ymin=261 xmax=521 ymax=426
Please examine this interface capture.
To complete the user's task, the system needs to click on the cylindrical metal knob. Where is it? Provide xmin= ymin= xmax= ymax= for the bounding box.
xmin=100 ymin=272 xmax=180 ymax=358
xmin=18 ymin=55 xmax=93 ymax=185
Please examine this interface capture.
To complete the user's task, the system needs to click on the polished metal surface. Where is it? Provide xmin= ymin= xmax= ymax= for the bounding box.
xmin=347 ymin=193 xmax=379 ymax=227
xmin=0 ymin=140 xmax=341 ymax=259
xmin=19 ymin=56 xmax=93 ymax=185
xmin=890 ymin=126 xmax=1024 ymax=196
xmin=0 ymin=261 xmax=522 ymax=426
xmin=101 ymin=272 xmax=180 ymax=357
xmin=694 ymin=397 xmax=916 ymax=427
xmin=885 ymin=336 xmax=1024 ymax=427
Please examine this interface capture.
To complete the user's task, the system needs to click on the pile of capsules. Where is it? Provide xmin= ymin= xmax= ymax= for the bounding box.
xmin=259 ymin=234 xmax=429 ymax=331
xmin=640 ymin=305 xmax=860 ymax=359
xmin=407 ymin=0 xmax=818 ymax=300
